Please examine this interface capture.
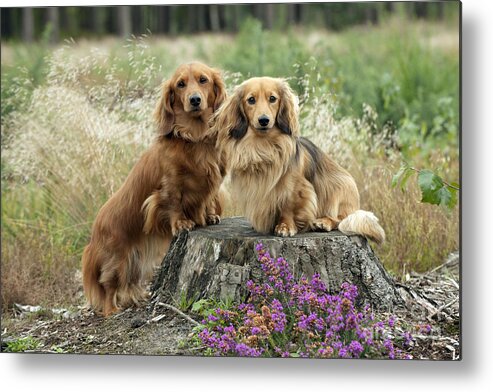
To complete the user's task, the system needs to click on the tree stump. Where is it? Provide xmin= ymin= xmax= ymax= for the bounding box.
xmin=149 ymin=217 xmax=403 ymax=311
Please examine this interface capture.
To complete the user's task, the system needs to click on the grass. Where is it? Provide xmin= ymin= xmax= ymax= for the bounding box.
xmin=2 ymin=336 xmax=41 ymax=353
xmin=0 ymin=16 xmax=459 ymax=311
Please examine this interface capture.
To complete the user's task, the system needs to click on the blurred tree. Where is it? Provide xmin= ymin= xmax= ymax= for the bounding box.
xmin=1 ymin=3 xmax=460 ymax=41
xmin=414 ymin=2 xmax=429 ymax=18
xmin=22 ymin=8 xmax=33 ymax=42
xmin=264 ymin=3 xmax=274 ymax=30
xmin=287 ymin=3 xmax=296 ymax=25
xmin=209 ymin=4 xmax=220 ymax=32
xmin=92 ymin=7 xmax=107 ymax=37
xmin=118 ymin=6 xmax=131 ymax=37
xmin=197 ymin=4 xmax=206 ymax=32
xmin=47 ymin=8 xmax=59 ymax=43
xmin=226 ymin=4 xmax=240 ymax=32
xmin=131 ymin=6 xmax=141 ymax=35
xmin=437 ymin=2 xmax=445 ymax=19
xmin=366 ymin=3 xmax=378 ymax=25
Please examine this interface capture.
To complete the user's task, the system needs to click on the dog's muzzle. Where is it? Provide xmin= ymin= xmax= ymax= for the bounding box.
xmin=189 ymin=94 xmax=202 ymax=110
xmin=258 ymin=115 xmax=270 ymax=127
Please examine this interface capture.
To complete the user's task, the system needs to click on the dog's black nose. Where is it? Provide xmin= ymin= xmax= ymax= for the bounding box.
xmin=258 ymin=115 xmax=270 ymax=127
xmin=190 ymin=94 xmax=202 ymax=107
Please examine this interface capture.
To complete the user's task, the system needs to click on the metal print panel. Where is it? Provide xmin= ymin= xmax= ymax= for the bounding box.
xmin=1 ymin=1 xmax=460 ymax=360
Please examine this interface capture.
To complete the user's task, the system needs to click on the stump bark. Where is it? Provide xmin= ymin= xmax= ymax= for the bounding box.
xmin=149 ymin=217 xmax=402 ymax=311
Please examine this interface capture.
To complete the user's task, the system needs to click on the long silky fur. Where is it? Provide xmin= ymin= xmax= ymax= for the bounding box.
xmin=82 ymin=63 xmax=226 ymax=316
xmin=211 ymin=77 xmax=385 ymax=243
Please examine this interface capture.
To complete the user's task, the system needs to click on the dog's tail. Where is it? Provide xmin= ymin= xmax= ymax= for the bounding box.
xmin=81 ymin=243 xmax=106 ymax=314
xmin=142 ymin=193 xmax=160 ymax=235
xmin=338 ymin=210 xmax=385 ymax=245
xmin=216 ymin=183 xmax=231 ymax=215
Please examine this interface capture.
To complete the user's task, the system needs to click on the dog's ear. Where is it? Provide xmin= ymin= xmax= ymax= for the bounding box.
xmin=211 ymin=68 xmax=227 ymax=112
xmin=228 ymin=98 xmax=248 ymax=140
xmin=210 ymin=85 xmax=248 ymax=141
xmin=154 ymin=80 xmax=174 ymax=136
xmin=276 ymin=79 xmax=300 ymax=137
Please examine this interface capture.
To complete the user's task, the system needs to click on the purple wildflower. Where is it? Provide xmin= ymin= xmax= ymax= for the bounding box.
xmin=207 ymin=314 xmax=218 ymax=322
xmin=251 ymin=327 xmax=261 ymax=335
xmin=402 ymin=331 xmax=413 ymax=347
xmin=417 ymin=324 xmax=432 ymax=334
xmin=348 ymin=341 xmax=364 ymax=357
xmin=196 ymin=243 xmax=414 ymax=360
xmin=338 ymin=347 xmax=348 ymax=358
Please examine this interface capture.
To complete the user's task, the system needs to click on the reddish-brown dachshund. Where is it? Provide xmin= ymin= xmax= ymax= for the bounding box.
xmin=211 ymin=77 xmax=385 ymax=243
xmin=82 ymin=62 xmax=227 ymax=316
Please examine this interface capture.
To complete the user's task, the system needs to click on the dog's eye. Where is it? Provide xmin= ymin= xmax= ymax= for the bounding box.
xmin=177 ymin=80 xmax=186 ymax=88
xmin=269 ymin=95 xmax=277 ymax=103
xmin=199 ymin=76 xmax=208 ymax=84
xmin=247 ymin=97 xmax=256 ymax=105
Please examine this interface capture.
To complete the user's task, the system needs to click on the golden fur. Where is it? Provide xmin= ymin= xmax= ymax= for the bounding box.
xmin=211 ymin=76 xmax=385 ymax=243
xmin=82 ymin=62 xmax=227 ymax=316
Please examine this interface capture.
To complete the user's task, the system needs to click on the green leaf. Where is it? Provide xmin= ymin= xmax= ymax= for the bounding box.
xmin=435 ymin=185 xmax=458 ymax=209
xmin=399 ymin=167 xmax=414 ymax=192
xmin=191 ymin=299 xmax=208 ymax=313
xmin=418 ymin=170 xmax=444 ymax=205
xmin=446 ymin=186 xmax=458 ymax=209
xmin=436 ymin=186 xmax=452 ymax=208
xmin=392 ymin=164 xmax=408 ymax=188
xmin=289 ymin=353 xmax=300 ymax=358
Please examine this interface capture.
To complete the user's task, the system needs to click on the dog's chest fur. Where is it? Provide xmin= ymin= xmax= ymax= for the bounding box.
xmin=227 ymin=133 xmax=298 ymax=233
xmin=165 ymin=138 xmax=223 ymax=209
xmin=230 ymin=163 xmax=294 ymax=233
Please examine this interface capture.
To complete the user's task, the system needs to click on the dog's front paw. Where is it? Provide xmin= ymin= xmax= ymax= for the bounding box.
xmin=172 ymin=219 xmax=196 ymax=236
xmin=274 ymin=222 xmax=297 ymax=237
xmin=206 ymin=214 xmax=221 ymax=225
xmin=313 ymin=218 xmax=335 ymax=232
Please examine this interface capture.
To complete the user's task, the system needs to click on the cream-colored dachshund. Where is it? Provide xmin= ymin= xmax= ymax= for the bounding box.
xmin=210 ymin=76 xmax=385 ymax=243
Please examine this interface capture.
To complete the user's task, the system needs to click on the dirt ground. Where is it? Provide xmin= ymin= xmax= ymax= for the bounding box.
xmin=1 ymin=253 xmax=459 ymax=360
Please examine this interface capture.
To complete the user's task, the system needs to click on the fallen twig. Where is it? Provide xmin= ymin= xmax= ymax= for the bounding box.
xmin=446 ymin=277 xmax=459 ymax=290
xmin=25 ymin=321 xmax=53 ymax=336
xmin=428 ymin=255 xmax=459 ymax=274
xmin=428 ymin=297 xmax=459 ymax=321
xmin=413 ymin=335 xmax=459 ymax=344
xmin=156 ymin=302 xmax=201 ymax=327
xmin=150 ymin=314 xmax=167 ymax=323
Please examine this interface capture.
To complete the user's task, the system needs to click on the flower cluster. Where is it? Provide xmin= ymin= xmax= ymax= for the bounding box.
xmin=197 ymin=243 xmax=413 ymax=359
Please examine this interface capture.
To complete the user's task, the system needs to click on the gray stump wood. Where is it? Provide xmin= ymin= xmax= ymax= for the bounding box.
xmin=150 ymin=217 xmax=402 ymax=311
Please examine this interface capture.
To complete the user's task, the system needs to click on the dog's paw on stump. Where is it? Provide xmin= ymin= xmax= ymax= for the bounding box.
xmin=149 ymin=217 xmax=402 ymax=312
xmin=274 ymin=222 xmax=297 ymax=237
xmin=171 ymin=219 xmax=196 ymax=235
xmin=206 ymin=214 xmax=221 ymax=225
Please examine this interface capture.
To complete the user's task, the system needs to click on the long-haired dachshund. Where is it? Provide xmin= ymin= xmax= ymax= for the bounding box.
xmin=82 ymin=62 xmax=227 ymax=316
xmin=210 ymin=76 xmax=385 ymax=243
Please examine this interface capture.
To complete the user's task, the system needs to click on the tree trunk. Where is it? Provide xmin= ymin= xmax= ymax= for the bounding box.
xmin=209 ymin=5 xmax=220 ymax=32
xmin=47 ymin=7 xmax=59 ymax=44
xmin=228 ymin=4 xmax=240 ymax=32
xmin=157 ymin=6 xmax=170 ymax=34
xmin=150 ymin=217 xmax=402 ymax=312
xmin=117 ymin=6 xmax=131 ymax=38
xmin=92 ymin=7 xmax=107 ymax=37
xmin=287 ymin=4 xmax=296 ymax=25
xmin=264 ymin=4 xmax=274 ymax=30
xmin=22 ymin=8 xmax=34 ymax=43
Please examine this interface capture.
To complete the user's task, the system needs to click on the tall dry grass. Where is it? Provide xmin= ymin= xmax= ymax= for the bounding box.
xmin=298 ymin=95 xmax=459 ymax=277
xmin=2 ymin=40 xmax=160 ymax=309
